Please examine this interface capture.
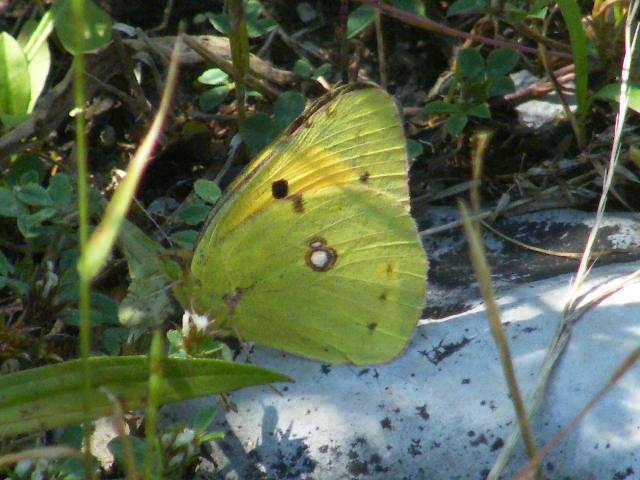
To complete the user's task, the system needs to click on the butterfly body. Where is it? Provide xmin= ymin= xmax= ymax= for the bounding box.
xmin=177 ymin=85 xmax=428 ymax=364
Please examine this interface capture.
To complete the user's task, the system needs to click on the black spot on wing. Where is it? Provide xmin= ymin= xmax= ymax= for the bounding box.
xmin=272 ymin=179 xmax=289 ymax=199
xmin=290 ymin=193 xmax=305 ymax=213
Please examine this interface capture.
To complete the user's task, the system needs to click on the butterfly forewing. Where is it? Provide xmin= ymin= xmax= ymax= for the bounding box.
xmin=201 ymin=86 xmax=411 ymax=246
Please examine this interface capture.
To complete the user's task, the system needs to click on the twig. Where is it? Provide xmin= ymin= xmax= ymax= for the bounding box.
xmin=374 ymin=8 xmax=387 ymax=88
xmin=181 ymin=33 xmax=280 ymax=100
xmin=148 ymin=0 xmax=174 ymax=34
xmin=419 ymin=171 xmax=596 ymax=237
xmin=353 ymin=0 xmax=574 ymax=59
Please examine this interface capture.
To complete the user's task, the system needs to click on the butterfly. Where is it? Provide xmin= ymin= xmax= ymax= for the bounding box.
xmin=175 ymin=84 xmax=428 ymax=364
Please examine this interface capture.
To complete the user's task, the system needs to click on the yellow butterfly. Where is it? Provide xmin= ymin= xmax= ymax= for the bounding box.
xmin=175 ymin=84 xmax=428 ymax=364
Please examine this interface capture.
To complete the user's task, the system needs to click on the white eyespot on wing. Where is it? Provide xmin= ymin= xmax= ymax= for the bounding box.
xmin=305 ymin=238 xmax=337 ymax=272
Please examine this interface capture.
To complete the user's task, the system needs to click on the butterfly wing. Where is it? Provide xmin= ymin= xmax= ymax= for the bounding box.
xmin=202 ymin=85 xmax=412 ymax=244
xmin=182 ymin=85 xmax=428 ymax=364
xmin=188 ymin=186 xmax=427 ymax=364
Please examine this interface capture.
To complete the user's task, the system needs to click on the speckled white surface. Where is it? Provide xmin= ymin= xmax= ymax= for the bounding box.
xmin=168 ymin=260 xmax=640 ymax=479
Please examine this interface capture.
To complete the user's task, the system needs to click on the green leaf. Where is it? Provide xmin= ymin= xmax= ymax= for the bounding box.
xmin=297 ymin=2 xmax=317 ymax=23
xmin=199 ymin=85 xmax=231 ymax=112
xmin=247 ymin=17 xmax=278 ymax=38
xmin=424 ymin=100 xmax=464 ymax=114
xmin=18 ymin=19 xmax=51 ymax=113
xmin=19 ymin=169 xmax=39 ymax=185
xmin=311 ymin=63 xmax=332 ymax=81
xmin=596 ymin=82 xmax=640 ymax=113
xmin=0 ymin=356 xmax=291 ymax=437
xmin=0 ymin=187 xmax=26 ymax=217
xmin=59 ymin=425 xmax=83 ymax=448
xmin=169 ymin=230 xmax=199 ymax=250
xmin=13 ymin=183 xmax=53 ymax=207
xmin=17 ymin=208 xmax=56 ymax=239
xmin=393 ymin=0 xmax=426 ymax=15
xmin=465 ymin=102 xmax=491 ymax=118
xmin=0 ymin=249 xmax=13 ymax=276
xmin=103 ymin=327 xmax=130 ymax=355
xmin=48 ymin=173 xmax=74 ymax=207
xmin=347 ymin=4 xmax=376 ymax=38
xmin=51 ymin=0 xmax=113 ymax=54
xmin=504 ymin=5 xmax=528 ymax=23
xmin=274 ymin=91 xmax=306 ymax=131
xmin=201 ymin=431 xmax=225 ymax=442
xmin=210 ymin=1 xmax=277 ymax=39
xmin=108 ymin=436 xmax=147 ymax=470
xmin=489 ymin=76 xmax=515 ymax=96
xmin=0 ymin=112 xmax=31 ymax=129
xmin=1 ymin=277 xmax=29 ymax=296
xmin=197 ymin=68 xmax=230 ymax=86
xmin=0 ymin=32 xmax=31 ymax=117
xmin=6 ymin=154 xmax=46 ymax=185
xmin=293 ymin=58 xmax=313 ymax=78
xmin=486 ymin=49 xmax=519 ymax=79
xmin=446 ymin=114 xmax=468 ymax=135
xmin=117 ymin=222 xmax=175 ymax=328
xmin=245 ymin=0 xmax=278 ymax=37
xmin=557 ymin=0 xmax=588 ymax=117
xmin=457 ymin=48 xmax=485 ymax=82
xmin=528 ymin=0 xmax=550 ymax=19
xmin=406 ymin=139 xmax=423 ymax=158
xmin=194 ymin=179 xmax=222 ymax=204
xmin=195 ymin=405 xmax=220 ymax=432
xmin=62 ymin=292 xmax=119 ymax=326
xmin=210 ymin=14 xmax=231 ymax=35
xmin=178 ymin=197 xmax=211 ymax=226
xmin=240 ymin=112 xmax=275 ymax=154
xmin=447 ymin=0 xmax=488 ymax=15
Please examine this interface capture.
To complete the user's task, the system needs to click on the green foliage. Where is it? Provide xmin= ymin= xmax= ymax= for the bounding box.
xmin=240 ymin=90 xmax=306 ymax=154
xmin=209 ymin=0 xmax=278 ymax=38
xmin=166 ymin=313 xmax=231 ymax=360
xmin=447 ymin=0 xmax=488 ymax=16
xmin=557 ymin=0 xmax=589 ymax=118
xmin=50 ymin=0 xmax=112 ymax=54
xmin=0 ymin=0 xmax=110 ymax=127
xmin=596 ymin=82 xmax=640 ymax=113
xmin=0 ymin=11 xmax=53 ymax=128
xmin=424 ymin=47 xmax=519 ymax=135
xmin=169 ymin=230 xmax=200 ymax=250
xmin=0 ymin=356 xmax=291 ymax=437
xmin=0 ymin=32 xmax=31 ymax=119
xmin=0 ymin=158 xmax=78 ymax=298
xmin=178 ymin=197 xmax=211 ymax=226
xmin=194 ymin=179 xmax=222 ymax=204
xmin=171 ymin=180 xmax=222 ymax=250
xmin=502 ymin=0 xmax=549 ymax=23
xmin=106 ymin=407 xmax=224 ymax=477
xmin=347 ymin=0 xmax=426 ymax=38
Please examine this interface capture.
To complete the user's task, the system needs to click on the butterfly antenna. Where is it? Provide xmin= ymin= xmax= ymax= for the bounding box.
xmin=133 ymin=196 xmax=175 ymax=246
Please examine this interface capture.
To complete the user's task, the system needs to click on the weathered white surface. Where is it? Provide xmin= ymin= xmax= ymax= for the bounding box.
xmin=168 ymin=260 xmax=640 ymax=479
xmin=511 ymin=70 xmax=577 ymax=129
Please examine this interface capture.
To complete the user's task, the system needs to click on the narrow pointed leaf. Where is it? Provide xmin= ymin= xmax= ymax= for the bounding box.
xmin=0 ymin=356 xmax=291 ymax=437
